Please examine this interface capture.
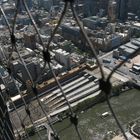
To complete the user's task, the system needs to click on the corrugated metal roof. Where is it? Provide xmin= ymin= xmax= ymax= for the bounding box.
xmin=125 ymin=43 xmax=139 ymax=50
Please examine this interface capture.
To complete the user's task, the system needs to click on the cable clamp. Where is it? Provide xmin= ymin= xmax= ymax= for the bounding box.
xmin=70 ymin=114 xmax=78 ymax=126
xmin=99 ymin=79 xmax=112 ymax=95
xmin=43 ymin=50 xmax=51 ymax=63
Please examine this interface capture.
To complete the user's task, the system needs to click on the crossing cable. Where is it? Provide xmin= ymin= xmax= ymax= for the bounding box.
xmin=1 ymin=0 xmax=138 ymax=140
xmin=0 ymin=6 xmax=43 ymax=140
xmin=69 ymin=1 xmax=104 ymax=79
xmin=12 ymin=42 xmax=60 ymax=140
xmin=21 ymin=1 xmax=77 ymax=139
xmin=0 ymin=6 xmax=44 ymax=140
xmin=11 ymin=0 xmax=59 ymax=140
xmin=1 ymin=70 xmax=33 ymax=140
xmin=37 ymin=1 xmax=83 ymax=139
xmin=22 ymin=0 xmax=47 ymax=84
xmin=69 ymin=1 xmax=129 ymax=140
xmin=7 ymin=56 xmax=44 ymax=140
xmin=0 ymin=66 xmax=31 ymax=139
xmin=21 ymin=0 xmax=83 ymax=139
xmin=5 ymin=1 xmax=61 ymax=139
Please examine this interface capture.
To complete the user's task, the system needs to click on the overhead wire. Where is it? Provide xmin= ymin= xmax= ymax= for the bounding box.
xmin=22 ymin=0 xmax=47 ymax=84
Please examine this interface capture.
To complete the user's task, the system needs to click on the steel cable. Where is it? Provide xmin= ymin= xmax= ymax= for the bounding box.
xmin=0 ymin=0 xmax=138 ymax=140
xmin=46 ymin=1 xmax=68 ymax=51
xmin=35 ymin=1 xmax=68 ymax=84
xmin=0 ymin=14 xmax=44 ymax=140
xmin=43 ymin=1 xmax=83 ymax=139
xmin=106 ymin=94 xmax=128 ymax=140
xmin=107 ymin=47 xmax=140 ymax=81
xmin=70 ymin=2 xmax=104 ymax=79
xmin=70 ymin=1 xmax=128 ymax=140
xmin=0 ymin=6 xmax=12 ymax=34
xmin=1 ymin=1 xmax=60 ymax=139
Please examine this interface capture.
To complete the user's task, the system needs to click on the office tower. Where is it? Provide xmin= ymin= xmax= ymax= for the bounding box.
xmin=84 ymin=0 xmax=98 ymax=17
xmin=108 ymin=0 xmax=117 ymax=23
xmin=0 ymin=90 xmax=14 ymax=140
xmin=117 ymin=0 xmax=128 ymax=22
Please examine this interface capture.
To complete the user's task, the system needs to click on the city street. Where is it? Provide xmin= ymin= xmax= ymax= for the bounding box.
xmin=98 ymin=50 xmax=140 ymax=84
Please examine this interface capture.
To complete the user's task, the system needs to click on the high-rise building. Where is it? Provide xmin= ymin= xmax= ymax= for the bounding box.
xmin=84 ymin=0 xmax=98 ymax=17
xmin=117 ymin=0 xmax=128 ymax=22
xmin=98 ymin=0 xmax=109 ymax=16
xmin=128 ymin=0 xmax=140 ymax=18
xmin=0 ymin=89 xmax=14 ymax=140
xmin=108 ymin=0 xmax=117 ymax=23
xmin=84 ymin=0 xmax=108 ymax=18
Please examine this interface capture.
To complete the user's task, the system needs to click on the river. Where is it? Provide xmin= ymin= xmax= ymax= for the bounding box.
xmin=30 ymin=89 xmax=140 ymax=140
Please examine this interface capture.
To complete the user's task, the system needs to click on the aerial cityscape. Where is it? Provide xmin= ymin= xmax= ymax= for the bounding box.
xmin=0 ymin=0 xmax=140 ymax=140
